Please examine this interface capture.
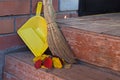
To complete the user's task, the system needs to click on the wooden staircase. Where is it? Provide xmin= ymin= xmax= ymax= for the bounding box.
xmin=3 ymin=13 xmax=120 ymax=80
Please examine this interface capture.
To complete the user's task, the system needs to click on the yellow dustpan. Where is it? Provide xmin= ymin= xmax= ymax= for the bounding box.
xmin=17 ymin=2 xmax=48 ymax=57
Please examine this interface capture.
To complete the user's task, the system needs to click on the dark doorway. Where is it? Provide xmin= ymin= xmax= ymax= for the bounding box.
xmin=78 ymin=0 xmax=120 ymax=16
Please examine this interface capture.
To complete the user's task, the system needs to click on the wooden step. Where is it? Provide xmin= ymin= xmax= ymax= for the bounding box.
xmin=57 ymin=13 xmax=120 ymax=71
xmin=3 ymin=72 xmax=19 ymax=80
xmin=3 ymin=52 xmax=120 ymax=80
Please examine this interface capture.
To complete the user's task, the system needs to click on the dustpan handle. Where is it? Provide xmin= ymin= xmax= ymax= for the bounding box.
xmin=36 ymin=2 xmax=42 ymax=16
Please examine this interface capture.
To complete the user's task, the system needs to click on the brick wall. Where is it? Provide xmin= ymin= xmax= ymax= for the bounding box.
xmin=0 ymin=0 xmax=78 ymax=79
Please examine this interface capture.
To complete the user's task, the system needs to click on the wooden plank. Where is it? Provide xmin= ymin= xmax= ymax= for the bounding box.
xmin=57 ymin=13 xmax=120 ymax=37
xmin=9 ymin=52 xmax=120 ymax=80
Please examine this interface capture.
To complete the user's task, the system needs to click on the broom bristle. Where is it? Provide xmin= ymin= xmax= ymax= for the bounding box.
xmin=43 ymin=0 xmax=76 ymax=63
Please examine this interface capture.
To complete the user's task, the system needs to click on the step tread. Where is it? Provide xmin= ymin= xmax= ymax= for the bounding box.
xmin=4 ymin=52 xmax=120 ymax=80
xmin=57 ymin=13 xmax=120 ymax=37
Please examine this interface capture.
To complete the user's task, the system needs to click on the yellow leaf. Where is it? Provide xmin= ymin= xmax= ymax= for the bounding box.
xmin=52 ymin=57 xmax=63 ymax=69
xmin=41 ymin=65 xmax=48 ymax=69
xmin=33 ymin=54 xmax=50 ymax=63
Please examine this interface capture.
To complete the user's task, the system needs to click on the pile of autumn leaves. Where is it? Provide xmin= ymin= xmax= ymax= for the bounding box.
xmin=33 ymin=54 xmax=67 ymax=69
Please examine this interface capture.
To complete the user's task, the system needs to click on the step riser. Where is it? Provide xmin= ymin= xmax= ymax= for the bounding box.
xmin=61 ymin=27 xmax=120 ymax=71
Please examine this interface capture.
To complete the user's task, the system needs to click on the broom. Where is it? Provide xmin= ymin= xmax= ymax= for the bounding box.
xmin=43 ymin=0 xmax=76 ymax=63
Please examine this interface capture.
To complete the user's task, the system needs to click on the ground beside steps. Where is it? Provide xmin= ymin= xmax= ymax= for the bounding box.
xmin=3 ymin=52 xmax=120 ymax=80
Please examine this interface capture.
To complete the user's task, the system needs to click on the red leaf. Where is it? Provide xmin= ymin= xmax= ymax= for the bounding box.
xmin=34 ymin=60 xmax=42 ymax=69
xmin=43 ymin=57 xmax=53 ymax=69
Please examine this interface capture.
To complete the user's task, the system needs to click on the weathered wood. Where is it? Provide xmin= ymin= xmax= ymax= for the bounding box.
xmin=6 ymin=52 xmax=120 ymax=80
xmin=57 ymin=13 xmax=120 ymax=37
xmin=57 ymin=13 xmax=120 ymax=71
